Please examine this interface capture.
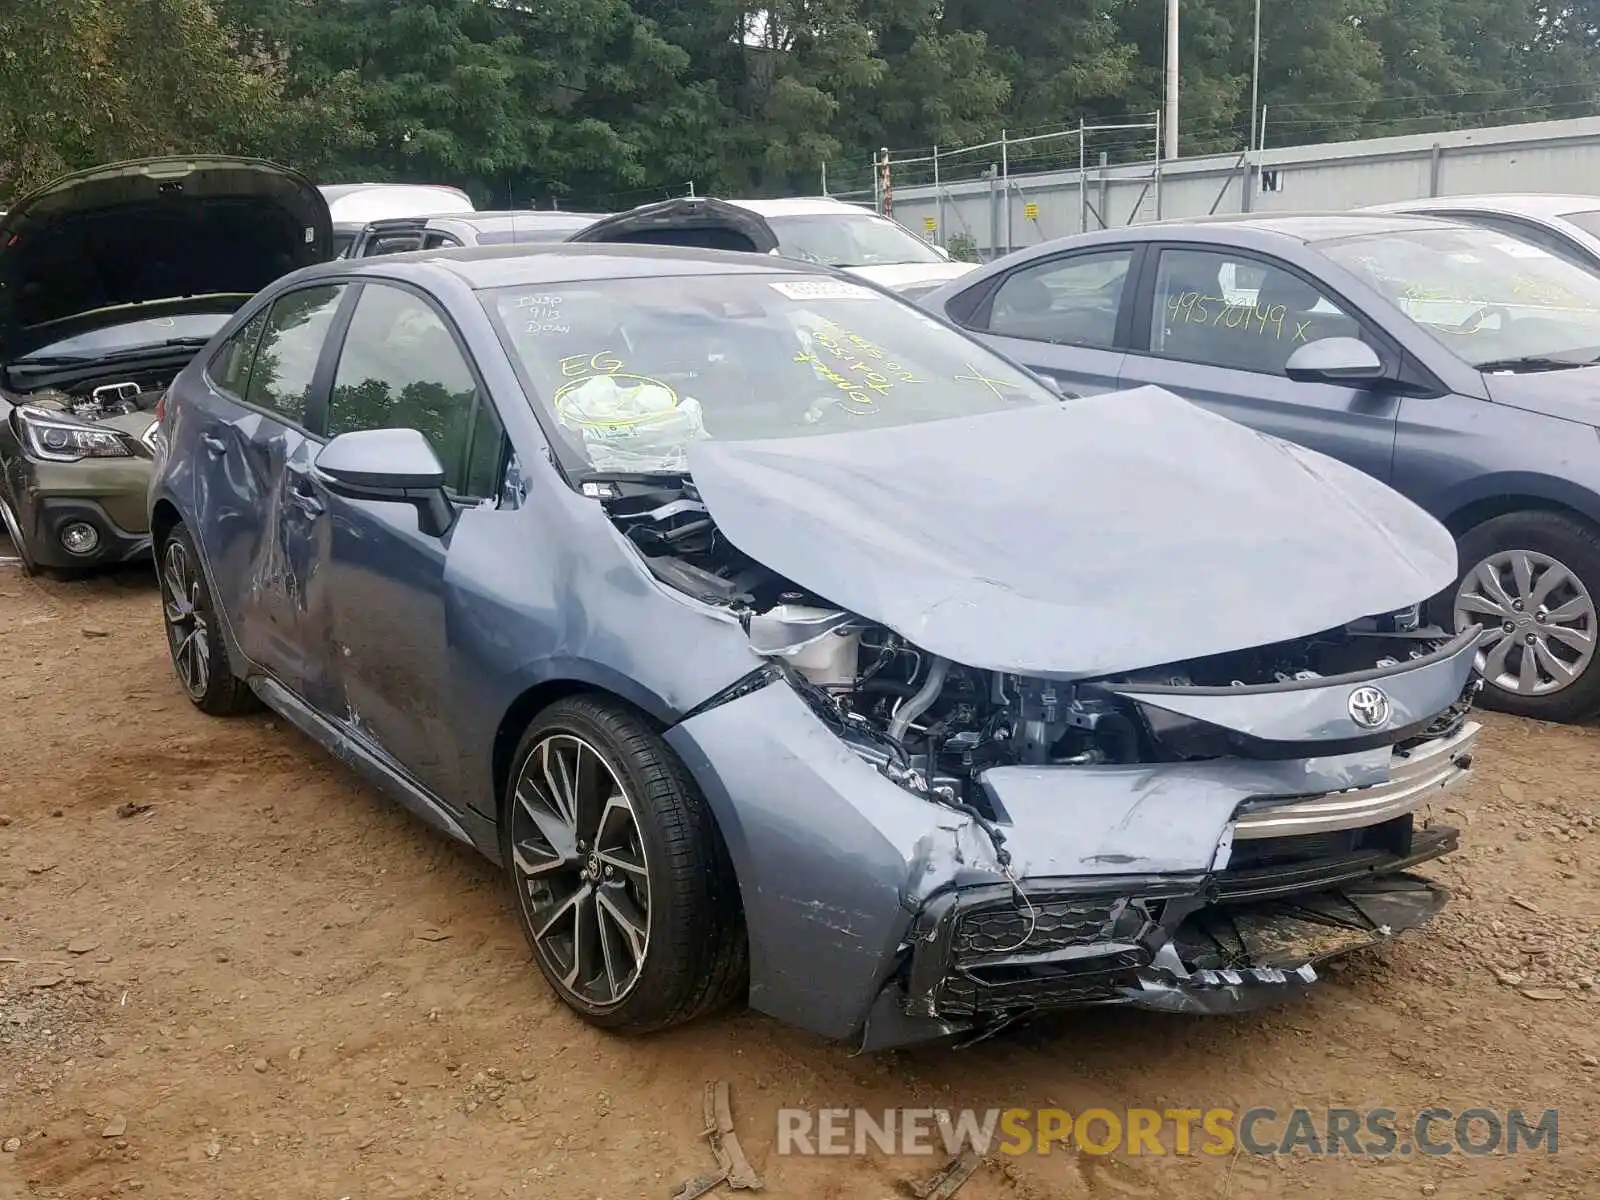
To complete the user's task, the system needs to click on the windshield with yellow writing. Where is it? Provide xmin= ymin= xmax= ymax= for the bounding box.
xmin=481 ymin=274 xmax=1052 ymax=472
xmin=1318 ymin=227 xmax=1600 ymax=368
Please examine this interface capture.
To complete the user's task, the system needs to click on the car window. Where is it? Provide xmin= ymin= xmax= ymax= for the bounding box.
xmin=423 ymin=231 xmax=462 ymax=249
xmin=328 ymin=283 xmax=504 ymax=499
xmin=1451 ymin=214 xmax=1596 ymax=270
xmin=1148 ymin=249 xmax=1367 ymax=375
xmin=208 ymin=309 xmax=270 ymax=397
xmin=1559 ymin=208 xmax=1600 ymax=239
xmin=981 ymin=252 xmax=1131 ymax=349
xmin=1318 ymin=226 xmax=1600 ymax=369
xmin=764 ymin=213 xmax=945 ymax=267
xmin=365 ymin=232 xmax=424 ymax=256
xmin=242 ymin=285 xmax=348 ymax=425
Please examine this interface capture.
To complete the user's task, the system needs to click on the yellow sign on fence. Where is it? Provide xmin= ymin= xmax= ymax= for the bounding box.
xmin=1024 ymin=201 xmax=1040 ymax=220
xmin=923 ymin=216 xmax=937 ymax=233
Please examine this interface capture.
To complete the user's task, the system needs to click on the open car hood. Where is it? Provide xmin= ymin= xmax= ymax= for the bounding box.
xmin=0 ymin=156 xmax=332 ymax=364
xmin=686 ymin=386 xmax=1459 ymax=679
xmin=564 ymin=197 xmax=780 ymax=254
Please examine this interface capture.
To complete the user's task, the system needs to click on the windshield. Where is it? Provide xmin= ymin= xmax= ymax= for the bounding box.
xmin=1319 ymin=226 xmax=1600 ymax=369
xmin=766 ymin=213 xmax=945 ymax=268
xmin=1560 ymin=208 xmax=1600 ymax=239
xmin=18 ymin=312 xmax=231 ymax=361
xmin=481 ymin=272 xmax=1052 ymax=473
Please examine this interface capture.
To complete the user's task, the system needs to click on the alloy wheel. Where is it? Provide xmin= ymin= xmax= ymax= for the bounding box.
xmin=1454 ymin=548 xmax=1597 ymax=696
xmin=160 ymin=538 xmax=211 ymax=701
xmin=510 ymin=733 xmax=652 ymax=1008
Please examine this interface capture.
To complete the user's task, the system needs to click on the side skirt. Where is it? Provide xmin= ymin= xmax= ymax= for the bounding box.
xmin=248 ymin=675 xmax=502 ymax=866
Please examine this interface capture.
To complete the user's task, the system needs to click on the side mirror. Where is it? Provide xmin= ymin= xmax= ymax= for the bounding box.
xmin=314 ymin=428 xmax=456 ymax=537
xmin=934 ymin=244 xmax=952 ymax=259
xmin=1284 ymin=336 xmax=1386 ymax=384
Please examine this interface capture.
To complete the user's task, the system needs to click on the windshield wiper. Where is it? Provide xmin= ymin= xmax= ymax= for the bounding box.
xmin=1473 ymin=353 xmax=1600 ymax=373
xmin=15 ymin=337 xmax=214 ymax=369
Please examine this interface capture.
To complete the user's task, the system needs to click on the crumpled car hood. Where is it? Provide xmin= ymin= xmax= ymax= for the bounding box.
xmin=686 ymin=386 xmax=1459 ymax=679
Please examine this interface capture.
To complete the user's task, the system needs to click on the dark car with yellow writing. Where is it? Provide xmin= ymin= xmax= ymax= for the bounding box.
xmin=918 ymin=212 xmax=1600 ymax=723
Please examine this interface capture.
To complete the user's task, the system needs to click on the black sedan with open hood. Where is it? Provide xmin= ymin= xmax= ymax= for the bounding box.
xmin=0 ymin=156 xmax=330 ymax=574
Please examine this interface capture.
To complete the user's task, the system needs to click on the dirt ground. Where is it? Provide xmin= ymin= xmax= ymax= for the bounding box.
xmin=1 ymin=546 xmax=1597 ymax=1200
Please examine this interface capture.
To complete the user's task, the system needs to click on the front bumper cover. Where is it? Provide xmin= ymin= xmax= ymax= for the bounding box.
xmin=860 ymin=822 xmax=1457 ymax=1051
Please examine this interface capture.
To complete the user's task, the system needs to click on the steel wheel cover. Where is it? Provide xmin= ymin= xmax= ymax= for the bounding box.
xmin=510 ymin=733 xmax=652 ymax=1008
xmin=1455 ymin=548 xmax=1597 ymax=696
xmin=160 ymin=539 xmax=211 ymax=701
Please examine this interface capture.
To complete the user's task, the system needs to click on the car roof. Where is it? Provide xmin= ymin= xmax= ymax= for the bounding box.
xmin=726 ymin=196 xmax=875 ymax=217
xmin=1135 ymin=210 xmax=1460 ymax=241
xmin=316 ymin=241 xmax=837 ymax=289
xmin=1365 ymin=193 xmax=1600 ymax=219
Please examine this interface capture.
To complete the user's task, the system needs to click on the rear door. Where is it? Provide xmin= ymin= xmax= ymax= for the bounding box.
xmin=189 ymin=283 xmax=349 ymax=700
xmin=1117 ymin=244 xmax=1402 ymax=484
xmin=307 ymin=280 xmax=509 ymax=798
xmin=942 ymin=246 xmax=1138 ymax=395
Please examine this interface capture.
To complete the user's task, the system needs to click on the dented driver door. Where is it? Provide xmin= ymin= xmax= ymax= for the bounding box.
xmin=189 ymin=283 xmax=350 ymax=706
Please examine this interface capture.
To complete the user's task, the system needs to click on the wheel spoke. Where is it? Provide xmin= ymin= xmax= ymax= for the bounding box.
xmin=513 ymin=839 xmax=567 ymax=879
xmin=1544 ymin=596 xmax=1591 ymax=624
xmin=1533 ymin=639 xmax=1579 ymax=684
xmin=596 ymin=886 xmax=648 ymax=965
xmin=533 ymin=885 xmax=584 ymax=946
xmin=1455 ymin=593 xmax=1507 ymax=621
xmin=516 ymin=784 xmax=576 ymax=855
xmin=1518 ymin=644 xmax=1539 ymax=692
xmin=1543 ymin=623 xmax=1593 ymax=652
xmin=1481 ymin=634 xmax=1514 ymax=682
xmin=1510 ymin=551 xmax=1535 ymax=603
xmin=572 ymin=744 xmax=608 ymax=843
xmin=1530 ymin=562 xmax=1572 ymax=608
xmin=596 ymin=847 xmax=647 ymax=884
xmin=1474 ymin=561 xmax=1515 ymax=611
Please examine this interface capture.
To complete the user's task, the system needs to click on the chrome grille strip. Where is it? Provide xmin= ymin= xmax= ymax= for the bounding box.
xmin=1232 ymin=721 xmax=1479 ymax=840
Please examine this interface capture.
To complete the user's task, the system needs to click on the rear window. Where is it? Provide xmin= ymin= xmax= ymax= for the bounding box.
xmin=1560 ymin=208 xmax=1600 ymax=239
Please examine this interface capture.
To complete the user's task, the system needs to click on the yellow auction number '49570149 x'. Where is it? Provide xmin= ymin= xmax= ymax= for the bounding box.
xmin=1167 ymin=292 xmax=1311 ymax=343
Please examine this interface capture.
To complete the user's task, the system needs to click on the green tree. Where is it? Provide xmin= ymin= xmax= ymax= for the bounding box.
xmin=0 ymin=0 xmax=347 ymax=200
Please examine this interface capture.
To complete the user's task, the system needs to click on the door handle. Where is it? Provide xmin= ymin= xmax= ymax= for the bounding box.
xmin=201 ymin=434 xmax=227 ymax=457
xmin=287 ymin=478 xmax=324 ymax=517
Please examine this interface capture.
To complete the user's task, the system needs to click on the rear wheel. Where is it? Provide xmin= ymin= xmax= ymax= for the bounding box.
xmin=157 ymin=524 xmax=258 ymax=716
xmin=502 ymin=695 xmax=746 ymax=1032
xmin=1448 ymin=511 xmax=1600 ymax=722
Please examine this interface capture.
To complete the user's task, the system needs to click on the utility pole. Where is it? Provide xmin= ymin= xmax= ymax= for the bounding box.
xmin=1248 ymin=0 xmax=1262 ymax=156
xmin=1164 ymin=0 xmax=1180 ymax=159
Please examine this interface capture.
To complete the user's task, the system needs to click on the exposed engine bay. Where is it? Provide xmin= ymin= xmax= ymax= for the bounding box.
xmin=12 ymin=377 xmax=168 ymax=423
xmin=590 ymin=472 xmax=1476 ymax=818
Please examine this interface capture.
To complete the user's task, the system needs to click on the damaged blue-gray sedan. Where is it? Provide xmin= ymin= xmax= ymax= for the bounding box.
xmin=146 ymin=242 xmax=1482 ymax=1050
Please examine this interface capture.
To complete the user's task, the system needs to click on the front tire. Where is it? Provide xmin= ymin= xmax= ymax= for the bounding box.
xmin=156 ymin=523 xmax=258 ymax=717
xmin=1448 ymin=511 xmax=1600 ymax=722
xmin=502 ymin=695 xmax=746 ymax=1032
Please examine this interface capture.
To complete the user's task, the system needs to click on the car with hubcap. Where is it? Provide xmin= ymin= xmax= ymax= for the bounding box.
xmin=148 ymin=241 xmax=1481 ymax=1048
xmin=0 ymin=156 xmax=331 ymax=576
xmin=918 ymin=212 xmax=1600 ymax=722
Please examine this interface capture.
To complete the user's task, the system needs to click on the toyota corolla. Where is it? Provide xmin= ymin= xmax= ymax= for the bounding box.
xmin=147 ymin=243 xmax=1481 ymax=1049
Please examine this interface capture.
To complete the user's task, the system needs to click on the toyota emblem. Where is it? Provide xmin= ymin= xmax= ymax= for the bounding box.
xmin=1347 ymin=685 xmax=1392 ymax=730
